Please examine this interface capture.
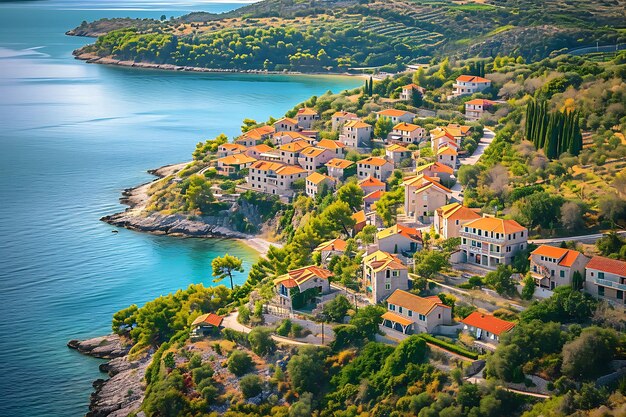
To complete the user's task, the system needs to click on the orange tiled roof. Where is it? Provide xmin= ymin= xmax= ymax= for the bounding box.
xmin=277 ymin=165 xmax=307 ymax=176
xmin=274 ymin=265 xmax=333 ymax=288
xmin=437 ymin=146 xmax=458 ymax=156
xmin=402 ymin=83 xmax=421 ymax=90
xmin=274 ymin=131 xmax=310 ymax=140
xmin=274 ymin=117 xmax=298 ymax=125
xmin=437 ymin=203 xmax=481 ymax=222
xmin=387 ymin=289 xmax=449 ymax=315
xmin=403 ymin=174 xmax=451 ymax=193
xmin=586 ymin=256 xmax=626 ymax=276
xmin=358 ymin=157 xmax=390 ymax=167
xmin=344 ymin=119 xmax=372 ymax=129
xmin=382 ymin=311 xmax=413 ymax=326
xmin=317 ymin=139 xmax=346 ymax=150
xmin=218 ymin=153 xmax=257 ymax=166
xmin=247 ymin=144 xmax=273 ymax=153
xmin=307 ymin=172 xmax=335 ymax=185
xmin=393 ymin=122 xmax=422 ymax=132
xmin=377 ymin=224 xmax=422 ymax=242
xmin=456 ymin=75 xmax=491 ymax=83
xmin=466 ymin=99 xmax=495 ymax=106
xmin=192 ymin=313 xmax=223 ymax=327
xmin=297 ymin=107 xmax=318 ymax=116
xmin=462 ymin=312 xmax=515 ymax=336
xmin=530 ymin=245 xmax=585 ymax=267
xmin=463 ymin=217 xmax=527 ymax=234
xmin=301 ymin=146 xmax=328 ymax=157
xmin=364 ymin=189 xmax=385 ymax=201
xmin=279 ymin=140 xmax=311 ymax=152
xmin=242 ymin=125 xmax=275 ymax=140
xmin=250 ymin=161 xmax=306 ymax=176
xmin=314 ymin=238 xmax=347 ymax=253
xmin=415 ymin=162 xmax=454 ymax=175
xmin=221 ymin=143 xmax=247 ymax=151
xmin=378 ymin=109 xmax=414 ymax=117
xmin=352 ymin=210 xmax=366 ymax=224
xmin=386 ymin=143 xmax=410 ymax=153
xmin=359 ymin=176 xmax=386 ymax=187
xmin=326 ymin=158 xmax=354 ymax=169
xmin=332 ymin=111 xmax=357 ymax=118
xmin=364 ymin=250 xmax=407 ymax=272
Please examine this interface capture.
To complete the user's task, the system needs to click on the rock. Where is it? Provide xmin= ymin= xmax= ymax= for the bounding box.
xmin=67 ymin=334 xmax=129 ymax=359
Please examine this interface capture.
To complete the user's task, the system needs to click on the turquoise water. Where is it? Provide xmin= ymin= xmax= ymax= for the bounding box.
xmin=0 ymin=2 xmax=361 ymax=416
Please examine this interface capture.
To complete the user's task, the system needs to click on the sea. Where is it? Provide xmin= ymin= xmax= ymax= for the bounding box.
xmin=0 ymin=1 xmax=361 ymax=415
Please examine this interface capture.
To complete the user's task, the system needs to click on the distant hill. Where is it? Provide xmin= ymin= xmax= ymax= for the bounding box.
xmin=70 ymin=0 xmax=626 ymax=73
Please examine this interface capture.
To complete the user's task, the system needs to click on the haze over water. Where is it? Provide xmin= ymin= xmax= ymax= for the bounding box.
xmin=0 ymin=1 xmax=360 ymax=415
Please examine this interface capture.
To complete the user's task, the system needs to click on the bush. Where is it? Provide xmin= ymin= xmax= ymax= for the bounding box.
xmin=418 ymin=334 xmax=479 ymax=360
xmin=248 ymin=327 xmax=276 ymax=356
xmin=239 ymin=374 xmax=263 ymax=398
xmin=227 ymin=351 xmax=253 ymax=376
xmin=322 ymin=295 xmax=351 ymax=322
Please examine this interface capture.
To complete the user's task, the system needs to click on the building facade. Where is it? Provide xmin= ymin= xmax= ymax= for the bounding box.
xmin=460 ymin=216 xmax=528 ymax=269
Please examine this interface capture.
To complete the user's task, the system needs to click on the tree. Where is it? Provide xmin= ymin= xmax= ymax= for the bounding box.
xmin=322 ymin=295 xmax=351 ymax=322
xmin=374 ymin=116 xmax=393 ymax=139
xmin=241 ymin=118 xmax=258 ymax=132
xmin=515 ymin=191 xmax=564 ymax=229
xmin=411 ymin=88 xmax=423 ymax=107
xmin=227 ymin=350 xmax=253 ymax=376
xmin=337 ymin=182 xmax=364 ymax=212
xmin=287 ymin=346 xmax=326 ymax=394
xmin=596 ymin=231 xmax=626 ymax=259
xmin=185 ymin=175 xmax=216 ymax=213
xmin=561 ymin=327 xmax=619 ymax=379
xmin=598 ymin=193 xmax=626 ymax=225
xmin=375 ymin=187 xmax=404 ymax=227
xmin=239 ymin=374 xmax=263 ymax=398
xmin=413 ymin=250 xmax=450 ymax=279
xmin=212 ymin=254 xmax=244 ymax=289
xmin=289 ymin=392 xmax=313 ymax=417
xmin=349 ymin=305 xmax=385 ymax=340
xmin=457 ymin=165 xmax=482 ymax=188
xmin=382 ymin=335 xmax=428 ymax=376
xmin=560 ymin=201 xmax=584 ymax=231
xmin=484 ymin=265 xmax=516 ymax=297
xmin=521 ymin=274 xmax=535 ymax=300
xmin=248 ymin=327 xmax=276 ymax=356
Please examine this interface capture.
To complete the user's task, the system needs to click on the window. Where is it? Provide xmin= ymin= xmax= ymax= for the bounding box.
xmin=560 ymin=270 xmax=565 ymax=278
xmin=389 ymin=304 xmax=396 ymax=311
xmin=598 ymin=272 xmax=605 ymax=280
xmin=392 ymin=271 xmax=399 ymax=277
xmin=385 ymin=282 xmax=390 ymax=290
xmin=617 ymin=290 xmax=623 ymax=300
xmin=399 ymin=306 xmax=403 ymax=314
xmin=598 ymin=286 xmax=605 ymax=297
xmin=418 ymin=314 xmax=426 ymax=321
xmin=408 ymin=310 xmax=413 ymax=317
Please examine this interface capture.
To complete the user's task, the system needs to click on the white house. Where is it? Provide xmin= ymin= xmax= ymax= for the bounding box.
xmin=376 ymin=109 xmax=416 ymax=124
xmin=296 ymin=108 xmax=319 ymax=130
xmin=460 ymin=216 xmax=528 ymax=269
xmin=452 ymin=75 xmax=491 ymax=97
xmin=339 ymin=120 xmax=372 ymax=148
xmin=305 ymin=172 xmax=336 ymax=198
xmin=331 ymin=111 xmax=358 ymax=131
xmin=356 ymin=157 xmax=394 ymax=181
xmin=388 ymin=122 xmax=427 ymax=145
xmin=383 ymin=290 xmax=452 ymax=334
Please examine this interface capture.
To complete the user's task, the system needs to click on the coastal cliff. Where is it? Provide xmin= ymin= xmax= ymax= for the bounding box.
xmin=68 ymin=335 xmax=150 ymax=417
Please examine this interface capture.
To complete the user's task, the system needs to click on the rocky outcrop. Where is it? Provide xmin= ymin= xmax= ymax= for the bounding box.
xmin=69 ymin=335 xmax=149 ymax=417
xmin=67 ymin=334 xmax=129 ymax=359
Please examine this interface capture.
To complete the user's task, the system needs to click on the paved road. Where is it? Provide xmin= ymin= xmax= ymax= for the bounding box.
xmin=222 ymin=311 xmax=322 ymax=346
xmin=529 ymin=230 xmax=626 ymax=245
xmin=451 ymin=128 xmax=494 ymax=202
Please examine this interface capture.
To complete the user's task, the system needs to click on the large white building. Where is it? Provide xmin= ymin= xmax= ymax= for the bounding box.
xmin=460 ymin=216 xmax=528 ymax=269
xmin=247 ymin=161 xmax=307 ymax=197
xmin=452 ymin=75 xmax=491 ymax=97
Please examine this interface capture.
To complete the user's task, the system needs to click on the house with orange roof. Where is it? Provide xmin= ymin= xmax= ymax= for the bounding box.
xmin=316 ymin=139 xmax=346 ymax=157
xmin=388 ymin=122 xmax=427 ymax=144
xmin=376 ymin=109 xmax=416 ymax=124
xmin=352 ymin=210 xmax=367 ymax=233
xmin=296 ymin=107 xmax=319 ymax=129
xmin=305 ymin=172 xmax=336 ymax=198
xmin=273 ymin=117 xmax=299 ymax=132
xmin=274 ymin=265 xmax=333 ymax=310
xmin=445 ymin=124 xmax=472 ymax=139
xmin=357 ymin=157 xmax=394 ymax=182
xmin=403 ymin=175 xmax=452 ymax=222
xmin=278 ymin=140 xmax=311 ymax=165
xmin=236 ymin=125 xmax=275 ymax=147
xmin=244 ymin=143 xmax=274 ymax=159
xmin=452 ymin=75 xmax=492 ymax=97
xmin=465 ymin=99 xmax=495 ymax=121
xmin=314 ymin=238 xmax=347 ymax=263
xmin=584 ymin=256 xmax=626 ymax=307
xmin=216 ymin=153 xmax=257 ymax=176
xmin=434 ymin=203 xmax=482 ymax=239
xmin=217 ymin=143 xmax=247 ymax=158
xmin=437 ymin=145 xmax=458 ymax=169
xmin=529 ymin=245 xmax=589 ymax=290
xmin=400 ymin=83 xmax=425 ymax=101
xmin=247 ymin=160 xmax=307 ymax=197
xmin=363 ymin=251 xmax=409 ymax=303
xmin=364 ymin=189 xmax=385 ymax=212
xmin=383 ymin=289 xmax=452 ymax=334
xmin=461 ymin=311 xmax=515 ymax=346
xmin=272 ymin=131 xmax=313 ymax=146
xmin=385 ymin=143 xmax=411 ymax=164
xmin=339 ymin=119 xmax=372 ymax=148
xmin=415 ymin=161 xmax=454 ymax=184
xmin=358 ymin=175 xmax=386 ymax=195
xmin=191 ymin=313 xmax=224 ymax=338
xmin=298 ymin=146 xmax=335 ymax=173
xmin=326 ymin=158 xmax=355 ymax=180
xmin=376 ymin=224 xmax=422 ymax=254
xmin=331 ymin=111 xmax=358 ymax=131
xmin=460 ymin=215 xmax=528 ymax=269
xmin=430 ymin=128 xmax=459 ymax=151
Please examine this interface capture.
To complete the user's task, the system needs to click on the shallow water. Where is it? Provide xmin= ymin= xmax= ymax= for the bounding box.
xmin=0 ymin=1 xmax=361 ymax=415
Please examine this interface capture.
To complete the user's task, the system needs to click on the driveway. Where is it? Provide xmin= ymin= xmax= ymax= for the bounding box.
xmin=450 ymin=128 xmax=494 ymax=202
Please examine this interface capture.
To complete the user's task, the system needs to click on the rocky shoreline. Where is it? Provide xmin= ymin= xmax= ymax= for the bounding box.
xmin=68 ymin=335 xmax=150 ymax=417
xmin=72 ymin=51 xmax=359 ymax=77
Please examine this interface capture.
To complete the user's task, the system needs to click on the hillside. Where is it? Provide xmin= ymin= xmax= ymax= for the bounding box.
xmin=70 ymin=0 xmax=626 ymax=73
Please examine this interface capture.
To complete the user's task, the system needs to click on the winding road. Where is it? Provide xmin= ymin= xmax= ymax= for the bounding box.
xmin=450 ymin=128 xmax=495 ymax=202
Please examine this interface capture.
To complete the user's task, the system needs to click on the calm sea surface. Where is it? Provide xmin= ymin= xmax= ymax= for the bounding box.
xmin=0 ymin=1 xmax=360 ymax=415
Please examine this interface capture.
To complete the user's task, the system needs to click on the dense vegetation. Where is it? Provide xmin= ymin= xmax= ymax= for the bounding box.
xmin=73 ymin=0 xmax=625 ymax=72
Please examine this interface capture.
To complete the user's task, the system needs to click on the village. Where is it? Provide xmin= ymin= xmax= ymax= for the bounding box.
xmin=191 ymin=73 xmax=626 ymax=360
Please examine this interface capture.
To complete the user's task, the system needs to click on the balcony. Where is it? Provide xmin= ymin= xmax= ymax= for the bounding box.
xmin=462 ymin=244 xmax=505 ymax=259
xmin=460 ymin=231 xmax=505 ymax=244
xmin=595 ymin=278 xmax=626 ymax=291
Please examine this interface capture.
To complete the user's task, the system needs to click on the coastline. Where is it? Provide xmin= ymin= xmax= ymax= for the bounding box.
xmin=102 ymin=162 xmax=281 ymax=257
xmin=72 ymin=50 xmax=369 ymax=78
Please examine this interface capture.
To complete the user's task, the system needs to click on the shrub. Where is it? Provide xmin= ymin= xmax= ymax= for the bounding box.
xmin=239 ymin=374 xmax=263 ymax=399
xmin=418 ymin=334 xmax=479 ymax=360
xmin=248 ymin=327 xmax=276 ymax=356
xmin=227 ymin=351 xmax=253 ymax=376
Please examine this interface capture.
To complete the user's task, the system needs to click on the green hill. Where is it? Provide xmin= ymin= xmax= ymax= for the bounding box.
xmin=70 ymin=0 xmax=625 ymax=72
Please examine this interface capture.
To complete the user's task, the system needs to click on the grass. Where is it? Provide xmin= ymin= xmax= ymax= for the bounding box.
xmin=452 ymin=4 xmax=496 ymax=11
xmin=486 ymin=24 xmax=515 ymax=37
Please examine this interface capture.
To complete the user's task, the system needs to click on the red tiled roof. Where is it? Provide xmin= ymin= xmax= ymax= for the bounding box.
xmin=456 ymin=75 xmax=491 ymax=83
xmin=192 ymin=313 xmax=223 ymax=327
xmin=530 ymin=245 xmax=585 ymax=267
xmin=586 ymin=256 xmax=626 ymax=276
xmin=462 ymin=312 xmax=515 ymax=336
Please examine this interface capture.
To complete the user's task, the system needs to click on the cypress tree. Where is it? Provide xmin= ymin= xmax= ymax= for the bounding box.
xmin=369 ymin=76 xmax=373 ymax=96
